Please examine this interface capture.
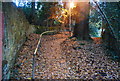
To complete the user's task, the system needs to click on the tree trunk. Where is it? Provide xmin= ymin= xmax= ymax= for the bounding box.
xmin=31 ymin=2 xmax=35 ymax=24
xmin=31 ymin=0 xmax=35 ymax=15
xmin=73 ymin=2 xmax=91 ymax=40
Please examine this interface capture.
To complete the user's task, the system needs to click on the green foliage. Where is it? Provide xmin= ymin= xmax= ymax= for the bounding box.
xmin=101 ymin=2 xmax=120 ymax=39
xmin=89 ymin=4 xmax=102 ymax=37
xmin=79 ymin=43 xmax=85 ymax=45
xmin=17 ymin=2 xmax=59 ymax=26
xmin=49 ymin=4 xmax=69 ymax=25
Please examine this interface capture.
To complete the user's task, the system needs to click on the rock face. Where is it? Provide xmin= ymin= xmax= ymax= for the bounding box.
xmin=2 ymin=2 xmax=34 ymax=79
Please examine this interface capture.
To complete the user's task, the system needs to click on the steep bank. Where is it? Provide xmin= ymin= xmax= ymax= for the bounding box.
xmin=2 ymin=2 xmax=34 ymax=79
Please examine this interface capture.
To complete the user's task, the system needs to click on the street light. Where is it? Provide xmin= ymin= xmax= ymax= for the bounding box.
xmin=70 ymin=2 xmax=76 ymax=9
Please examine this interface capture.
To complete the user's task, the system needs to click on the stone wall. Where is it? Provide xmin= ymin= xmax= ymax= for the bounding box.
xmin=2 ymin=2 xmax=35 ymax=79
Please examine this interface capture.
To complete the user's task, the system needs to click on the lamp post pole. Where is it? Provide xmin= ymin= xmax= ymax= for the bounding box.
xmin=69 ymin=7 xmax=72 ymax=36
xmin=69 ymin=1 xmax=76 ymax=36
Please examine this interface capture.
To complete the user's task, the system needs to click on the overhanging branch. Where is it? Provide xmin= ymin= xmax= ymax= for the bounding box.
xmin=93 ymin=0 xmax=118 ymax=40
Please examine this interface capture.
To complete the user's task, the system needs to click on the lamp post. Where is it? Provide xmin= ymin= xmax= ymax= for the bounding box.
xmin=69 ymin=2 xmax=75 ymax=36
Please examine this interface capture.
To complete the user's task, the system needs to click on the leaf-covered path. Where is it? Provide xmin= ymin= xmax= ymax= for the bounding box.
xmin=12 ymin=33 xmax=120 ymax=80
xmin=35 ymin=33 xmax=70 ymax=79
